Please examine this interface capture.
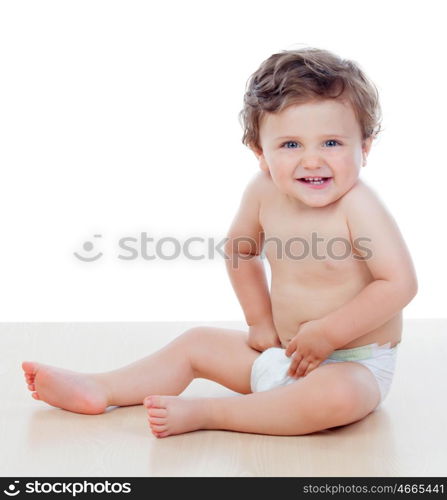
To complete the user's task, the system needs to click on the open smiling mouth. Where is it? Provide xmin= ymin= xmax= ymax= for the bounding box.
xmin=296 ymin=176 xmax=333 ymax=189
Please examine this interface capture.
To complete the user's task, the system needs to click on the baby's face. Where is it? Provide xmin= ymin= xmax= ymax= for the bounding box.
xmin=253 ymin=99 xmax=373 ymax=208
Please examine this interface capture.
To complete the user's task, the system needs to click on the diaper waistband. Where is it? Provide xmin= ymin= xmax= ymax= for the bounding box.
xmin=328 ymin=341 xmax=397 ymax=361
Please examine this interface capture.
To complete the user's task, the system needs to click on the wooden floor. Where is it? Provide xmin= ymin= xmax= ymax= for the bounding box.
xmin=1 ymin=319 xmax=446 ymax=477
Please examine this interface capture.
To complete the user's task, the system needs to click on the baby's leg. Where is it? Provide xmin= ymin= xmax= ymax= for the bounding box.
xmin=145 ymin=361 xmax=381 ymax=437
xmin=22 ymin=326 xmax=260 ymax=414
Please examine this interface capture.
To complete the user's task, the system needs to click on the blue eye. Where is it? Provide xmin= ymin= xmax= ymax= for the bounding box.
xmin=325 ymin=139 xmax=341 ymax=147
xmin=282 ymin=141 xmax=298 ymax=148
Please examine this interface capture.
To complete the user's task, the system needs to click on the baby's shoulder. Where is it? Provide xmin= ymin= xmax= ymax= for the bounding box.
xmin=244 ymin=170 xmax=276 ymax=200
xmin=339 ymin=178 xmax=385 ymax=214
xmin=253 ymin=169 xmax=274 ymax=188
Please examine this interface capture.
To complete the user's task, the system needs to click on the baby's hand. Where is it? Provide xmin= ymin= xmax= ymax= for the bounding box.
xmin=285 ymin=319 xmax=336 ymax=378
xmin=248 ymin=322 xmax=282 ymax=352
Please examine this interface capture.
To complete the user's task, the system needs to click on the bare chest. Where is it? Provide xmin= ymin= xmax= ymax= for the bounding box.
xmin=259 ymin=196 xmax=369 ymax=287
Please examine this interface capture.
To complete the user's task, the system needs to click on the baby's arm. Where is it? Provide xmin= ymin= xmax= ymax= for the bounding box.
xmin=320 ymin=183 xmax=418 ymax=348
xmin=224 ymin=172 xmax=281 ymax=351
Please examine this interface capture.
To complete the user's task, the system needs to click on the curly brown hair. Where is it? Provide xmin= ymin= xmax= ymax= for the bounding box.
xmin=239 ymin=47 xmax=382 ymax=152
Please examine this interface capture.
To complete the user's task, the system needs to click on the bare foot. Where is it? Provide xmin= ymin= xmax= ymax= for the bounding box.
xmin=144 ymin=395 xmax=212 ymax=438
xmin=22 ymin=361 xmax=109 ymax=415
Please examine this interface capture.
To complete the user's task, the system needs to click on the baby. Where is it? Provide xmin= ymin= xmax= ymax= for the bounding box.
xmin=22 ymin=47 xmax=418 ymax=438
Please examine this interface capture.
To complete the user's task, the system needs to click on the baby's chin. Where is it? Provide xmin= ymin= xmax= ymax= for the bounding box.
xmin=300 ymin=197 xmax=335 ymax=208
xmin=283 ymin=193 xmax=330 ymax=209
xmin=285 ymin=186 xmax=352 ymax=209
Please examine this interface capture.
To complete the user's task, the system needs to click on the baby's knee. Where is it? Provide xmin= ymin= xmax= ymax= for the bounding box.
xmin=176 ymin=327 xmax=216 ymax=356
xmin=179 ymin=326 xmax=210 ymax=344
xmin=321 ymin=377 xmax=360 ymax=419
xmin=306 ymin=377 xmax=355 ymax=420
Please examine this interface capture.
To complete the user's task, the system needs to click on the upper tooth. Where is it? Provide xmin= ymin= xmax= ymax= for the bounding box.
xmin=305 ymin=177 xmax=322 ymax=180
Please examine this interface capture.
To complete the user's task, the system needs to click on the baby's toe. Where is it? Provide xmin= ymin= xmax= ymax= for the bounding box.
xmin=147 ymin=408 xmax=168 ymax=418
xmin=148 ymin=416 xmax=166 ymax=425
xmin=155 ymin=430 xmax=170 ymax=439
xmin=150 ymin=424 xmax=168 ymax=433
xmin=147 ymin=395 xmax=165 ymax=408
xmin=144 ymin=395 xmax=167 ymax=410
xmin=22 ymin=361 xmax=38 ymax=375
xmin=31 ymin=392 xmax=40 ymax=400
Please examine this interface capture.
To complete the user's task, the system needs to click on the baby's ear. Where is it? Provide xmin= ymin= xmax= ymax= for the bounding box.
xmin=362 ymin=136 xmax=373 ymax=156
xmin=360 ymin=137 xmax=374 ymax=167
xmin=249 ymin=143 xmax=262 ymax=158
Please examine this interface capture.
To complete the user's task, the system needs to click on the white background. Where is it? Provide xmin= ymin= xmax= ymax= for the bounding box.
xmin=0 ymin=0 xmax=444 ymax=321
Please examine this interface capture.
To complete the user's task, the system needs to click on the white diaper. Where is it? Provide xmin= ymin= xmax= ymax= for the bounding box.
xmin=250 ymin=342 xmax=399 ymax=406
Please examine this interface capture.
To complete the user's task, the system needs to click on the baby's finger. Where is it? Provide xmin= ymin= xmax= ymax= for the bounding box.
xmin=295 ymin=358 xmax=310 ymax=378
xmin=285 ymin=339 xmax=296 ymax=357
xmin=303 ymin=361 xmax=318 ymax=377
xmin=287 ymin=352 xmax=303 ymax=376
